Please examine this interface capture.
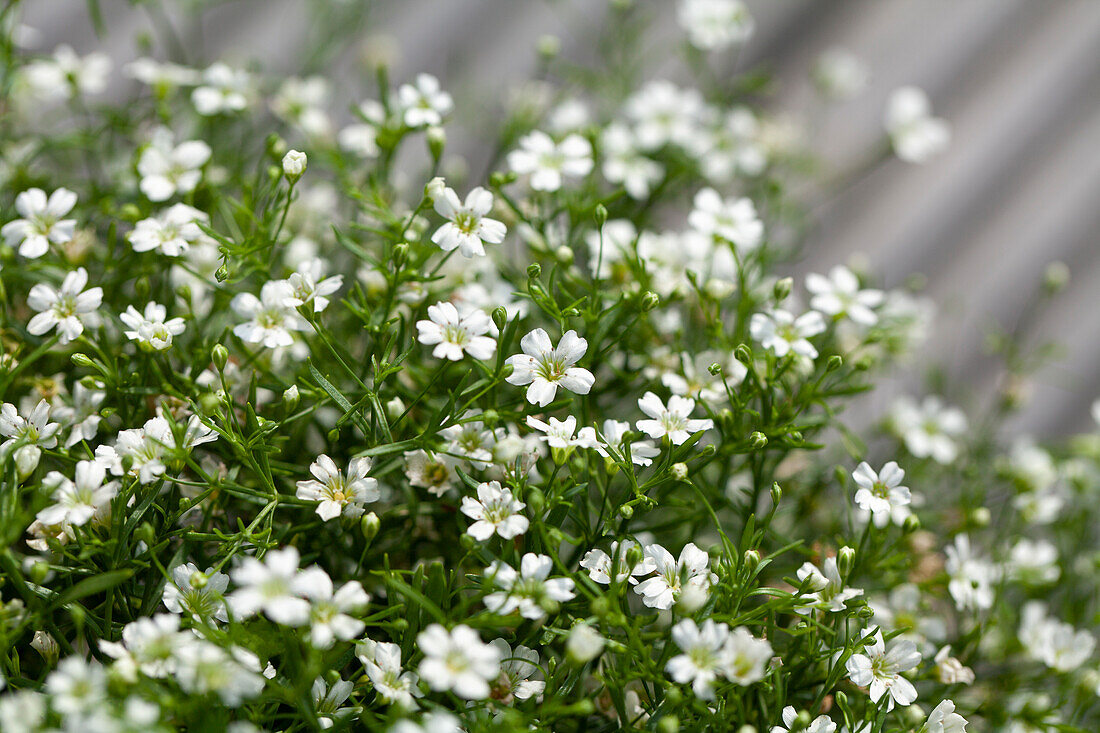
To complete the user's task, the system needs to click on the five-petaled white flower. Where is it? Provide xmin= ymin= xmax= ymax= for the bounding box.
xmin=889 ymin=396 xmax=968 ymax=464
xmin=306 ymin=574 xmax=369 ymax=649
xmin=192 ymin=62 xmax=251 ymax=116
xmin=120 ymin=301 xmax=186 ymax=351
xmin=507 ymin=131 xmax=593 ymax=192
xmin=806 ymin=266 xmax=884 ymax=327
xmin=506 ymin=329 xmax=594 ymax=406
xmin=27 ymin=267 xmax=103 ymax=344
xmin=666 ymin=618 xmax=733 ymax=700
xmin=137 ymin=127 xmax=212 ymax=201
xmin=885 ymin=86 xmax=950 ymax=164
xmin=296 ymin=454 xmax=379 ymax=521
xmin=796 ymin=555 xmax=863 ymax=613
xmin=845 ymin=630 xmax=922 ymax=710
xmin=723 ymin=625 xmax=774 ymax=685
xmin=525 ymin=415 xmax=598 ymax=451
xmin=36 ymin=460 xmax=118 ymax=528
xmin=396 ymin=73 xmax=453 ymax=128
xmin=460 ymin=480 xmax=529 ymax=541
xmin=636 ymin=392 xmax=713 ymax=445
xmin=229 ymin=547 xmax=317 ymax=626
xmin=431 ymin=185 xmax=506 ymax=258
xmin=2 ymin=187 xmax=77 ymax=258
xmin=488 ymin=639 xmax=545 ymax=703
xmin=750 ymin=308 xmax=826 ymax=359
xmin=162 ymin=563 xmax=230 ymax=623
xmin=417 ymin=302 xmax=496 ymax=361
xmin=358 ymin=639 xmax=422 ymax=708
xmin=231 ymin=280 xmax=307 ymax=348
xmin=485 ymin=553 xmax=576 ymax=619
xmin=416 ymin=624 xmax=501 ymax=700
xmin=581 ymin=539 xmax=656 ymax=585
xmin=128 ymin=204 xmax=208 ymax=256
xmin=771 ymin=706 xmax=837 ymax=733
xmin=688 ymin=187 xmax=764 ymax=252
xmin=595 ymin=419 xmax=662 ymax=466
xmin=634 ymin=542 xmax=716 ymax=610
xmin=678 ymin=0 xmax=755 ymax=51
xmin=284 ymin=259 xmax=343 ymax=313
xmin=852 ymin=461 xmax=911 ymax=527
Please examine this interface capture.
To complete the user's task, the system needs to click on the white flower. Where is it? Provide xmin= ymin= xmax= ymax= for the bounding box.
xmin=845 ymin=630 xmax=921 ymax=710
xmin=358 ymin=640 xmax=421 ymax=708
xmin=485 ymin=553 xmax=576 ymax=619
xmin=338 ymin=100 xmax=385 ymax=157
xmin=595 ymin=419 xmax=661 ymax=466
xmin=565 ymin=623 xmax=606 ymax=664
xmin=944 ymin=534 xmax=999 ymax=612
xmin=26 ymin=267 xmax=103 ymax=344
xmin=489 ymin=639 xmax=545 ymax=702
xmin=22 ymin=45 xmax=110 ymax=100
xmin=120 ymin=301 xmax=186 ymax=351
xmin=307 ymin=575 xmax=369 ymax=649
xmin=771 ymin=706 xmax=837 ymax=733
xmin=636 ymin=391 xmax=714 ymax=445
xmin=137 ymin=127 xmax=211 ymax=201
xmin=525 ymin=415 xmax=598 ymax=451
xmin=2 ymin=187 xmax=77 ymax=258
xmin=600 ymin=123 xmax=664 ymax=200
xmin=36 ymin=460 xmax=118 ymax=528
xmin=128 ymin=203 xmax=208 ymax=256
xmin=1 ymin=400 xmax=60 ymax=476
xmin=192 ymin=62 xmax=251 ymax=115
xmin=231 ymin=280 xmax=308 ymax=348
xmin=625 ymin=80 xmax=705 ymax=151
xmin=284 ymin=258 xmax=343 ymax=312
xmin=806 ymin=266 xmax=884 ymax=326
xmin=580 ymin=539 xmax=656 ymax=585
xmin=634 ymin=542 xmax=716 ymax=610
xmin=1008 ymin=538 xmax=1060 ymax=585
xmin=933 ymin=647 xmax=975 ymax=686
xmin=282 ymin=150 xmax=307 ymax=180
xmin=678 ymin=0 xmax=754 ymax=51
xmin=506 ymin=329 xmax=594 ymax=406
xmin=100 ymin=614 xmax=192 ymax=679
xmin=507 ymin=131 xmax=593 ymax=192
xmin=851 ymin=461 xmax=911 ymax=527
xmin=885 ymin=86 xmax=950 ymax=164
xmin=417 ymin=301 xmax=497 ymax=361
xmin=461 ymin=480 xmax=529 ymax=541
xmin=162 ymin=563 xmax=230 ymax=622
xmin=296 ymin=454 xmax=379 ymax=521
xmin=925 ymin=699 xmax=968 ymax=733
xmin=688 ymin=187 xmax=764 ymax=252
xmin=311 ymin=677 xmax=356 ymax=729
xmin=430 ymin=185 xmax=506 ymax=258
xmin=124 ymin=57 xmax=200 ymax=88
xmin=396 ymin=73 xmax=453 ymax=127
xmin=890 ymin=396 xmax=968 ymax=464
xmin=796 ymin=555 xmax=863 ymax=613
xmin=416 ymin=623 xmax=501 ymax=700
xmin=404 ymin=449 xmax=459 ymax=496
xmin=723 ymin=626 xmax=773 ymax=685
xmin=1019 ymin=602 xmax=1095 ymax=672
xmin=750 ymin=308 xmax=826 ymax=359
xmin=45 ymin=657 xmax=108 ymax=716
xmin=229 ymin=547 xmax=317 ymax=626
xmin=814 ymin=47 xmax=870 ymax=100
xmin=667 ymin=619 xmax=733 ymax=700
xmin=271 ymin=76 xmax=332 ymax=138
xmin=175 ymin=641 xmax=265 ymax=705
xmin=51 ymin=380 xmax=105 ymax=448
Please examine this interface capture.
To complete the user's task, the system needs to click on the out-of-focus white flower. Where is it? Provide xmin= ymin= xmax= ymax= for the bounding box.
xmin=484 ymin=553 xmax=575 ymax=619
xmin=814 ymin=47 xmax=870 ymax=100
xmin=924 ymin=699 xmax=968 ymax=733
xmin=128 ymin=203 xmax=208 ymax=257
xmin=137 ymin=127 xmax=211 ymax=201
xmin=944 ymin=534 xmax=999 ymax=612
xmin=750 ymin=308 xmax=826 ymax=360
xmin=885 ymin=86 xmax=950 ymax=163
xmin=667 ymin=619 xmax=734 ymax=699
xmin=634 ymin=542 xmax=715 ymax=610
xmin=26 ymin=267 xmax=103 ymax=343
xmin=416 ymin=624 xmax=501 ymax=700
xmin=806 ymin=266 xmax=884 ymax=326
xmin=396 ymin=74 xmax=453 ymax=128
xmin=678 ymin=0 xmax=754 ymax=51
xmin=192 ymin=62 xmax=251 ymax=115
xmin=231 ymin=280 xmax=307 ymax=348
xmin=1019 ymin=601 xmax=1096 ymax=672
xmin=507 ymin=131 xmax=593 ymax=192
xmin=688 ymin=187 xmax=763 ymax=252
xmin=358 ymin=639 xmax=421 ymax=708
xmin=889 ymin=396 xmax=968 ymax=464
xmin=600 ymin=123 xmax=663 ymax=199
xmin=933 ymin=646 xmax=975 ymax=686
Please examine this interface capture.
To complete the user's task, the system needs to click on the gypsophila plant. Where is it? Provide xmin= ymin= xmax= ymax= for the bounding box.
xmin=0 ymin=1 xmax=1097 ymax=731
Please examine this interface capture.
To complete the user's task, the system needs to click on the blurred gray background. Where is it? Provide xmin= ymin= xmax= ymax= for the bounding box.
xmin=20 ymin=0 xmax=1100 ymax=438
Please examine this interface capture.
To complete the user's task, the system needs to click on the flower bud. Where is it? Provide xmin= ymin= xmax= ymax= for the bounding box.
xmin=283 ymin=384 xmax=300 ymax=412
xmin=215 ymin=264 xmax=229 ymax=282
xmin=837 ymin=545 xmax=856 ymax=577
xmin=658 ymin=717 xmax=680 ymax=733
xmin=664 ymin=687 xmax=683 ymax=706
xmin=902 ymin=514 xmax=921 ymax=533
xmin=385 ymin=396 xmax=405 ymax=420
xmin=492 ymin=306 xmax=508 ymax=332
xmin=70 ymin=352 xmax=96 ymax=369
xmin=590 ymin=595 xmax=610 ymax=619
xmin=770 ymin=482 xmax=782 ymax=506
xmin=527 ymin=263 xmax=542 ymax=280
xmin=969 ymin=506 xmax=991 ymax=527
xmin=749 ymin=431 xmax=768 ymax=449
xmin=736 ymin=727 xmax=758 ymax=733
xmin=266 ymin=133 xmax=288 ymax=159
xmin=14 ymin=445 xmax=41 ymax=480
xmin=773 ymin=276 xmax=793 ymax=302
xmin=641 ymin=291 xmax=660 ymax=311
xmin=734 ymin=344 xmax=752 ymax=365
xmin=31 ymin=631 xmax=59 ymax=665
xmin=708 ymin=362 xmax=722 ymax=376
xmin=424 ymin=176 xmax=446 ymax=203
xmin=826 ymin=354 xmax=843 ymax=372
xmin=676 ymin=582 xmax=708 ymax=614
xmin=392 ymin=241 xmax=409 ymax=268
xmin=29 ymin=560 xmax=50 ymax=584
xmin=618 ymin=503 xmax=634 ymax=519
xmin=360 ymin=512 xmax=381 ymax=544
xmin=1043 ymin=260 xmax=1070 ymax=294
xmin=489 ymin=171 xmax=517 ymax=187
xmin=526 ymin=487 xmax=545 ymax=515
xmin=743 ymin=549 xmax=761 ymax=574
xmin=566 ymin=623 xmax=605 ymax=664
xmin=537 ymin=34 xmax=562 ymax=59
xmin=190 ymin=569 xmax=208 ymax=589
xmin=426 ymin=126 xmax=446 ymax=160
xmin=282 ymin=150 xmax=307 ymax=181
xmin=212 ymin=344 xmax=229 ymax=371
xmin=705 ymin=278 xmax=735 ymax=300
xmin=670 ymin=462 xmax=688 ymax=480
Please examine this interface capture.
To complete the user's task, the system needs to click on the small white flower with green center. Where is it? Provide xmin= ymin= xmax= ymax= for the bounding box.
xmin=306 ymin=574 xmax=369 ymax=649
xmin=688 ymin=187 xmax=764 ymax=252
xmin=525 ymin=415 xmax=598 ymax=451
xmin=771 ymin=706 xmax=837 ymax=733
xmin=36 ymin=460 xmax=118 ymax=528
xmin=1 ymin=399 xmax=61 ymax=477
xmin=100 ymin=614 xmax=192 ymax=680
xmin=924 ymin=699 xmax=968 ymax=733
xmin=358 ymin=639 xmax=422 ymax=708
xmin=284 ymin=258 xmax=342 ymax=313
xmin=396 ymin=73 xmax=453 ymax=128
xmin=229 ymin=547 xmax=315 ymax=626
xmin=137 ymin=127 xmax=211 ymax=201
xmin=162 ymin=562 xmax=230 ymax=622
xmin=484 ymin=553 xmax=576 ymax=619
xmin=845 ymin=630 xmax=922 ymax=710
xmin=416 ymin=302 xmax=496 ymax=361
xmin=231 ymin=280 xmax=307 ymax=348
xmin=430 ymin=185 xmax=506 ymax=258
xmin=889 ymin=396 xmax=968 ymax=464
xmin=666 ymin=619 xmax=733 ymax=699
xmin=45 ymin=656 xmax=108 ymax=717
xmin=796 ymin=555 xmax=863 ymax=613
xmin=636 ymin=392 xmax=714 ymax=445
xmin=595 ymin=419 xmax=661 ymax=466
xmin=488 ymin=639 xmax=545 ymax=703
xmin=2 ymin=187 xmax=77 ymax=258
xmin=460 ymin=480 xmax=529 ymax=541
xmin=192 ymin=62 xmax=251 ymax=116
xmin=416 ymin=624 xmax=501 ymax=700
xmin=750 ymin=308 xmax=826 ymax=359
xmin=678 ymin=0 xmax=754 ymax=51
xmin=580 ymin=539 xmax=656 ymax=585
xmin=174 ymin=641 xmax=265 ymax=705
xmin=507 ymin=130 xmax=593 ymax=192
xmin=852 ymin=461 xmax=911 ymax=527
xmin=723 ymin=626 xmax=773 ymax=685
xmin=296 ymin=455 xmax=379 ymax=521
xmin=120 ymin=301 xmax=186 ymax=352
xmin=634 ymin=543 xmax=716 ymax=610
xmin=885 ymin=86 xmax=950 ymax=164
xmin=506 ymin=329 xmax=594 ymax=406
xmin=806 ymin=265 xmax=884 ymax=327
xmin=26 ymin=267 xmax=103 ymax=344
xmin=128 ymin=203 xmax=208 ymax=257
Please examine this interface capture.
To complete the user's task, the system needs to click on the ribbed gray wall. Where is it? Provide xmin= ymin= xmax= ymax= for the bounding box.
xmin=20 ymin=0 xmax=1100 ymax=438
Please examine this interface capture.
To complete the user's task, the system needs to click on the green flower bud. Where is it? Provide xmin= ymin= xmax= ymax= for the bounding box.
xmin=618 ymin=503 xmax=634 ymax=519
xmin=708 ymin=362 xmax=722 ymax=376
xmin=671 ymin=462 xmax=689 ymax=480
xmin=903 ymin=514 xmax=921 ymax=533
xmin=1043 ymin=260 xmax=1070 ymax=294
xmin=770 ymin=482 xmax=782 ymax=505
xmin=749 ymin=431 xmax=768 ymax=449
xmin=658 ymin=716 xmax=680 ymax=733
xmin=826 ymin=354 xmax=843 ymax=372
xmin=538 ymin=34 xmax=562 ymax=59
xmin=773 ymin=276 xmax=793 ymax=302
xmin=489 ymin=171 xmax=517 ymax=187
xmin=641 ymin=291 xmax=660 ymax=311
xmin=526 ymin=487 xmax=545 ymax=514
xmin=385 ymin=396 xmax=405 ymax=420
xmin=71 ymin=353 xmax=96 ymax=369
xmin=492 ymin=306 xmax=508 ymax=332
xmin=215 ymin=264 xmax=229 ymax=282
xmin=360 ymin=512 xmax=380 ymax=544
xmin=392 ymin=242 xmax=409 ymax=268
xmin=664 ymin=687 xmax=683 ymax=707
xmin=837 ymin=545 xmax=856 ymax=577
xmin=212 ymin=344 xmax=229 ymax=371
xmin=527 ymin=263 xmax=542 ymax=280
xmin=734 ymin=344 xmax=753 ymax=365
xmin=593 ymin=203 xmax=608 ymax=227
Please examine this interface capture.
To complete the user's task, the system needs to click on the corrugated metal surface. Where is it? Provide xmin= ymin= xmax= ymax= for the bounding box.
xmin=19 ymin=0 xmax=1100 ymax=436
